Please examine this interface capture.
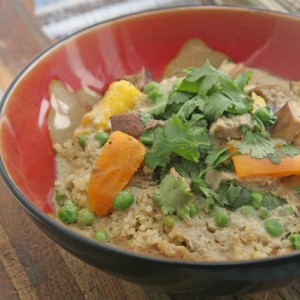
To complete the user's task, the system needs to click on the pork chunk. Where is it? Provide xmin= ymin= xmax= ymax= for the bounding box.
xmin=209 ymin=114 xmax=253 ymax=147
xmin=249 ymin=85 xmax=293 ymax=113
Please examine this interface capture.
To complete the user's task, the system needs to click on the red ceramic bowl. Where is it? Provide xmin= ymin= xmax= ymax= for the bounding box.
xmin=1 ymin=6 xmax=300 ymax=296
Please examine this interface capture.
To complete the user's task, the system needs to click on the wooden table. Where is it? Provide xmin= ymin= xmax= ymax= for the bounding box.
xmin=0 ymin=1 xmax=299 ymax=299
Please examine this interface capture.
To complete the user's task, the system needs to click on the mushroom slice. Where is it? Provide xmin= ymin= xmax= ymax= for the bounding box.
xmin=271 ymin=100 xmax=300 ymax=144
xmin=110 ymin=113 xmax=145 ymax=139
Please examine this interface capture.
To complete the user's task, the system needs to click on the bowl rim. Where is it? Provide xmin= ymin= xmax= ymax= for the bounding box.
xmin=1 ymin=4 xmax=300 ymax=268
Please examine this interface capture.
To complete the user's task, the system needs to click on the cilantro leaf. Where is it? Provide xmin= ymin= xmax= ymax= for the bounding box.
xmin=146 ymin=93 xmax=169 ymax=116
xmin=261 ymin=193 xmax=286 ymax=209
xmin=174 ymin=159 xmax=202 ymax=179
xmin=154 ymin=172 xmax=194 ymax=218
xmin=220 ymin=77 xmax=253 ymax=115
xmin=205 ymin=147 xmax=232 ymax=167
xmin=253 ymin=106 xmax=277 ymax=127
xmin=238 ymin=125 xmax=300 ymax=162
xmin=161 ymin=92 xmax=193 ymax=120
xmin=189 ymin=177 xmax=220 ymax=213
xmin=216 ymin=180 xmax=252 ymax=209
xmin=238 ymin=126 xmax=276 ymax=159
xmin=144 ymin=126 xmax=171 ymax=169
xmin=168 ymin=91 xmax=191 ymax=105
xmin=177 ymin=61 xmax=253 ymax=121
xmin=179 ymin=61 xmax=229 ymax=96
xmin=234 ymin=70 xmax=252 ymax=90
xmin=203 ymin=92 xmax=233 ymax=121
xmin=267 ymin=153 xmax=282 ymax=164
xmin=265 ymin=145 xmax=300 ymax=164
xmin=279 ymin=144 xmax=300 ymax=157
xmin=176 ymin=97 xmax=204 ymax=121
xmin=145 ymin=115 xmax=211 ymax=169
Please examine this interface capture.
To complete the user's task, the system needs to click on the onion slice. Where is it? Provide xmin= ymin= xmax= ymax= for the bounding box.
xmin=48 ymin=80 xmax=101 ymax=145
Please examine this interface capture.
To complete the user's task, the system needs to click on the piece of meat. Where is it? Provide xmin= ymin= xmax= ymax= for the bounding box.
xmin=218 ymin=60 xmax=246 ymax=79
xmin=249 ymin=68 xmax=290 ymax=89
xmin=110 ymin=113 xmax=145 ymax=139
xmin=209 ymin=114 xmax=253 ymax=147
xmin=249 ymin=85 xmax=293 ymax=113
xmin=271 ymin=100 xmax=300 ymax=145
xmin=290 ymin=81 xmax=300 ymax=97
xmin=122 ymin=67 xmax=153 ymax=91
xmin=163 ymin=38 xmax=228 ymax=78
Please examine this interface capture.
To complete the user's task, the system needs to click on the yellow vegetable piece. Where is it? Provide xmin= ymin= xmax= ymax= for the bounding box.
xmin=88 ymin=131 xmax=146 ymax=216
xmin=75 ymin=80 xmax=144 ymax=135
xmin=251 ymin=91 xmax=266 ymax=107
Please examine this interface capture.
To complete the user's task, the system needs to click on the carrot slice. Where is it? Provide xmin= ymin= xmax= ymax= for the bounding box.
xmin=229 ymin=146 xmax=300 ymax=178
xmin=88 ymin=131 xmax=145 ymax=216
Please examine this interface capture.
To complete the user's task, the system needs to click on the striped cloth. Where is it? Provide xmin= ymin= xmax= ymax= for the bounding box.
xmin=0 ymin=0 xmax=298 ymax=102
xmin=35 ymin=0 xmax=300 ymax=40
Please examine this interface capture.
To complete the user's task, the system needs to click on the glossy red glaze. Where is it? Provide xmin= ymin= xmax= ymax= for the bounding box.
xmin=1 ymin=7 xmax=300 ymax=213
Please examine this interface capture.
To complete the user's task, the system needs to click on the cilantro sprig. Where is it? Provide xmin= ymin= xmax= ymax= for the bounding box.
xmin=141 ymin=60 xmax=300 ymax=222
xmin=144 ymin=115 xmax=211 ymax=169
xmin=177 ymin=61 xmax=253 ymax=121
xmin=153 ymin=171 xmax=195 ymax=219
xmin=144 ymin=60 xmax=253 ymax=122
xmin=238 ymin=126 xmax=277 ymax=159
xmin=237 ymin=125 xmax=300 ymax=163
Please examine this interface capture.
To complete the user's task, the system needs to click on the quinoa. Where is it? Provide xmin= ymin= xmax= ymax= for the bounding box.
xmin=51 ymin=59 xmax=300 ymax=261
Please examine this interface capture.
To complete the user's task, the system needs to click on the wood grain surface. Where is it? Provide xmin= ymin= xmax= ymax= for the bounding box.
xmin=0 ymin=1 xmax=299 ymax=299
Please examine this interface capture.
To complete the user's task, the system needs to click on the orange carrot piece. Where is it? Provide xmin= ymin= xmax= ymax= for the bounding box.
xmin=229 ymin=147 xmax=300 ymax=178
xmin=88 ymin=131 xmax=145 ymax=216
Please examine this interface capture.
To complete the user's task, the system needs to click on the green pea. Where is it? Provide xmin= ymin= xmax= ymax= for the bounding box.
xmin=78 ymin=208 xmax=96 ymax=226
xmin=55 ymin=190 xmax=67 ymax=203
xmin=264 ymin=219 xmax=284 ymax=237
xmin=289 ymin=234 xmax=300 ymax=250
xmin=240 ymin=205 xmax=256 ymax=217
xmin=63 ymin=199 xmax=77 ymax=206
xmin=189 ymin=203 xmax=199 ymax=218
xmin=163 ymin=215 xmax=180 ymax=228
xmin=58 ymin=204 xmax=79 ymax=224
xmin=144 ymin=81 xmax=163 ymax=101
xmin=95 ymin=131 xmax=109 ymax=145
xmin=215 ymin=211 xmax=230 ymax=228
xmin=250 ymin=190 xmax=263 ymax=209
xmin=259 ymin=207 xmax=270 ymax=220
xmin=93 ymin=229 xmax=109 ymax=243
xmin=113 ymin=191 xmax=134 ymax=211
xmin=140 ymin=130 xmax=154 ymax=146
xmin=78 ymin=135 xmax=87 ymax=149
